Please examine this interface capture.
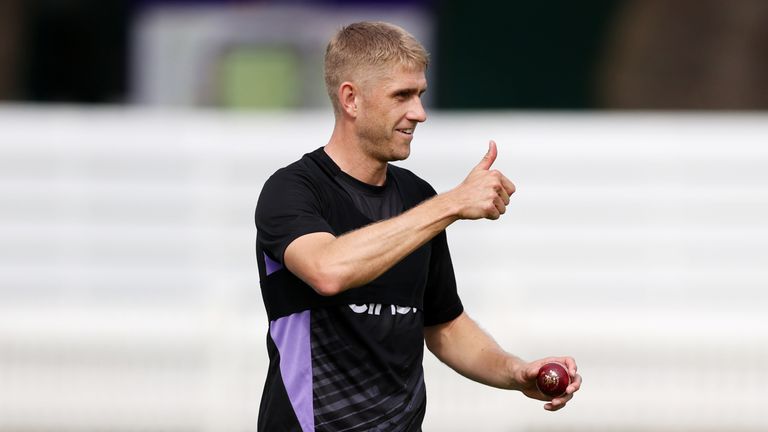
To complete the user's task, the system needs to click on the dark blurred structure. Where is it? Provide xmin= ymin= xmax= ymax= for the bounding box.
xmin=3 ymin=0 xmax=768 ymax=109
xmin=19 ymin=0 xmax=130 ymax=103
xmin=435 ymin=1 xmax=619 ymax=109
xmin=0 ymin=0 xmax=23 ymax=100
xmin=598 ymin=0 xmax=768 ymax=109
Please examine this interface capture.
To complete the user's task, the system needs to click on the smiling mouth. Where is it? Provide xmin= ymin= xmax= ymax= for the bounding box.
xmin=396 ymin=128 xmax=414 ymax=136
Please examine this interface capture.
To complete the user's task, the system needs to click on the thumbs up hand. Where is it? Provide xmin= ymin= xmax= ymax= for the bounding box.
xmin=449 ymin=140 xmax=516 ymax=220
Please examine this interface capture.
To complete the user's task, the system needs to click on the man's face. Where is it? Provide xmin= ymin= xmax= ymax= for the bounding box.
xmin=355 ymin=66 xmax=428 ymax=162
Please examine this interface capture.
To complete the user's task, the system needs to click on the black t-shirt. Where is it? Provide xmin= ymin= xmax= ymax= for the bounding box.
xmin=255 ymin=147 xmax=463 ymax=431
xmin=336 ymin=169 xmax=402 ymax=220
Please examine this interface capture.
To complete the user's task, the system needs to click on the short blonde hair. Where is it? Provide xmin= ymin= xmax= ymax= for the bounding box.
xmin=324 ymin=21 xmax=429 ymax=114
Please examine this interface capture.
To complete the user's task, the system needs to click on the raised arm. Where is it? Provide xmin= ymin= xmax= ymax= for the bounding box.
xmin=284 ymin=141 xmax=515 ymax=296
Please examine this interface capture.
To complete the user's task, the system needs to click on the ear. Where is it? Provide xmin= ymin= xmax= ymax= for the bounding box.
xmin=338 ymin=81 xmax=358 ymax=118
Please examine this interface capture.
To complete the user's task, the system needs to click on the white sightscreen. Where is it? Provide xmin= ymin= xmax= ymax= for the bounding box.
xmin=1 ymin=107 xmax=767 ymax=431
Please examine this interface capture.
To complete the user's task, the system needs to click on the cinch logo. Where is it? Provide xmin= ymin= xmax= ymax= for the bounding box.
xmin=348 ymin=304 xmax=418 ymax=316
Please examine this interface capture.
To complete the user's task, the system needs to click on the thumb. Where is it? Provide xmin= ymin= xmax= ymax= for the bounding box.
xmin=523 ymin=363 xmax=539 ymax=381
xmin=474 ymin=140 xmax=497 ymax=171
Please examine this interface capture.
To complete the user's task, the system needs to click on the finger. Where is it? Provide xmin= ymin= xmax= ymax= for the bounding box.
xmin=500 ymin=174 xmax=516 ymax=196
xmin=486 ymin=204 xmax=501 ymax=220
xmin=523 ymin=363 xmax=540 ymax=381
xmin=545 ymin=401 xmax=565 ymax=412
xmin=493 ymin=195 xmax=506 ymax=215
xmin=474 ymin=140 xmax=497 ymax=171
xmin=488 ymin=171 xmax=510 ymax=205
xmin=562 ymin=357 xmax=578 ymax=378
xmin=547 ymin=356 xmax=576 ymax=377
xmin=566 ymin=373 xmax=582 ymax=394
xmin=498 ymin=184 xmax=510 ymax=205
xmin=546 ymin=394 xmax=572 ymax=411
xmin=553 ymin=391 xmax=574 ymax=405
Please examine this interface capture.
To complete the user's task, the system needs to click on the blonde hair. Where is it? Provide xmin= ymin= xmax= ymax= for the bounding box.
xmin=324 ymin=21 xmax=429 ymax=114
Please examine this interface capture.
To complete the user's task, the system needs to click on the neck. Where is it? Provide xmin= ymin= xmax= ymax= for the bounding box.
xmin=325 ymin=123 xmax=388 ymax=186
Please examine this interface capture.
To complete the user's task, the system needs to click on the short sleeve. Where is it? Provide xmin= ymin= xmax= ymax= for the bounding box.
xmin=255 ymin=168 xmax=335 ymax=265
xmin=422 ymin=230 xmax=464 ymax=327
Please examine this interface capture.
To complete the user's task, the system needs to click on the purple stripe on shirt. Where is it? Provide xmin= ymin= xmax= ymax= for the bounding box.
xmin=270 ymin=310 xmax=313 ymax=432
xmin=264 ymin=252 xmax=283 ymax=276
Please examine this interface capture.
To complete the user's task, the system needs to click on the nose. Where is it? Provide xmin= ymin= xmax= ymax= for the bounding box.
xmin=407 ymin=97 xmax=427 ymax=123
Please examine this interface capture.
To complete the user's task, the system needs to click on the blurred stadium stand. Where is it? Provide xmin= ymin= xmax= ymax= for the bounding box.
xmin=130 ymin=4 xmax=434 ymax=108
xmin=5 ymin=1 xmax=768 ymax=109
xmin=1 ymin=108 xmax=767 ymax=431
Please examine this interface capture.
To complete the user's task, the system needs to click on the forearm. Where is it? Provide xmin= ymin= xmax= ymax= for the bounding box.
xmin=286 ymin=192 xmax=459 ymax=295
xmin=425 ymin=312 xmax=527 ymax=391
xmin=285 ymin=141 xmax=515 ymax=296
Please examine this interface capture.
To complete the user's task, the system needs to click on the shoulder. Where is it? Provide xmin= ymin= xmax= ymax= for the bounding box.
xmin=262 ymin=149 xmax=330 ymax=193
xmin=257 ymin=150 xmax=334 ymax=212
xmin=264 ymin=159 xmax=311 ymax=188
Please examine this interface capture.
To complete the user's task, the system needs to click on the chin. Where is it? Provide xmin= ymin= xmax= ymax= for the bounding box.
xmin=391 ymin=144 xmax=411 ymax=161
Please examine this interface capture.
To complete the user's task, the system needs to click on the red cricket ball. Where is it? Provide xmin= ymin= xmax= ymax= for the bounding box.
xmin=536 ymin=362 xmax=570 ymax=397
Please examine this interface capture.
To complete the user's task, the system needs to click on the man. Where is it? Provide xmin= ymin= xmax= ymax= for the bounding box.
xmin=255 ymin=21 xmax=581 ymax=431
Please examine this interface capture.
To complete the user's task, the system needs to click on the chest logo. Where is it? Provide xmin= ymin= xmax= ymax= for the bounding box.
xmin=349 ymin=303 xmax=418 ymax=316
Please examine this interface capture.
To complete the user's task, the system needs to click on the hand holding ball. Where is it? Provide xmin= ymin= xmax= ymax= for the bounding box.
xmin=536 ymin=362 xmax=570 ymax=397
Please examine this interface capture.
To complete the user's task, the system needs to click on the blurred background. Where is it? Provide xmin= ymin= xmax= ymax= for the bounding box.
xmin=1 ymin=0 xmax=767 ymax=431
